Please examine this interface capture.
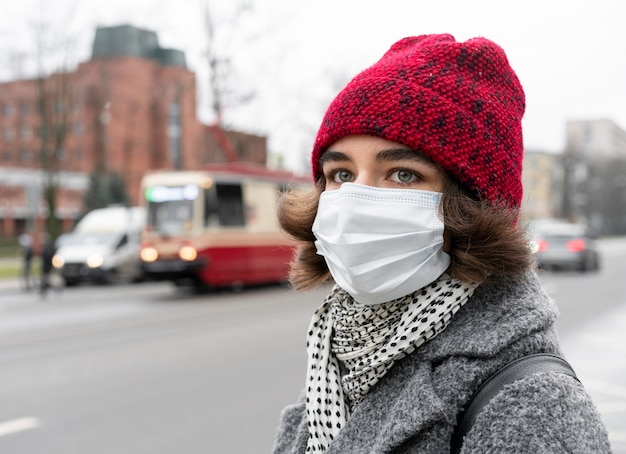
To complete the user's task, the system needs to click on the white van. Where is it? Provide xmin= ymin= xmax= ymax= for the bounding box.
xmin=53 ymin=206 xmax=146 ymax=286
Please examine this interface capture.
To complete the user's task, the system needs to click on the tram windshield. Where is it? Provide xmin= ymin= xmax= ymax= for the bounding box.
xmin=145 ymin=184 xmax=197 ymax=235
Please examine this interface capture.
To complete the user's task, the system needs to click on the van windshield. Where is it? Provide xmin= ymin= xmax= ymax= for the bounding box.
xmin=62 ymin=232 xmax=120 ymax=246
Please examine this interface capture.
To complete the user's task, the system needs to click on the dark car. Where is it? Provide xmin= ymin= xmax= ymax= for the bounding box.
xmin=530 ymin=221 xmax=600 ymax=272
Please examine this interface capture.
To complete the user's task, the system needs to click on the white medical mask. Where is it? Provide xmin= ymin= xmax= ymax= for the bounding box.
xmin=312 ymin=183 xmax=450 ymax=305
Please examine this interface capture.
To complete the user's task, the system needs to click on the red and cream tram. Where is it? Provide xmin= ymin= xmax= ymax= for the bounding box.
xmin=139 ymin=163 xmax=310 ymax=288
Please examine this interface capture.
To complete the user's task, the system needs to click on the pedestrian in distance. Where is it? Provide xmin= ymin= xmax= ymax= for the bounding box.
xmin=39 ymin=232 xmax=56 ymax=298
xmin=272 ymin=34 xmax=611 ymax=453
xmin=18 ymin=232 xmax=34 ymax=291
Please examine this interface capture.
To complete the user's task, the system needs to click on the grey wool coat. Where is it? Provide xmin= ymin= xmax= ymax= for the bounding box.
xmin=272 ymin=272 xmax=612 ymax=453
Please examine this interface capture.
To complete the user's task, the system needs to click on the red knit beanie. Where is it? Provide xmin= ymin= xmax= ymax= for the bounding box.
xmin=311 ymin=34 xmax=525 ymax=208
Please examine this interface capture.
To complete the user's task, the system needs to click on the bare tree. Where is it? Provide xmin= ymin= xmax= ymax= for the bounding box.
xmin=35 ymin=71 xmax=73 ymax=239
xmin=202 ymin=1 xmax=255 ymax=125
xmin=201 ymin=1 xmax=257 ymax=163
xmin=30 ymin=2 xmax=80 ymax=240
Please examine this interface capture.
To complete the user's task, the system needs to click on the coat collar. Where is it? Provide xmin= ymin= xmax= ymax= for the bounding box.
xmin=420 ymin=271 xmax=558 ymax=360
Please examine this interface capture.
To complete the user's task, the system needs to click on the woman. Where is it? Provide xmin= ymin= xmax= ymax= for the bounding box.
xmin=273 ymin=34 xmax=611 ymax=453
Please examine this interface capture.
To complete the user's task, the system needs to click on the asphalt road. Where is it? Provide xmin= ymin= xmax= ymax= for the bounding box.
xmin=0 ymin=237 xmax=625 ymax=453
xmin=0 ymin=281 xmax=327 ymax=454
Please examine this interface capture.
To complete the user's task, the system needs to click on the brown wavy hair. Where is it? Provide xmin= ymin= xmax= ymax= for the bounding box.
xmin=278 ymin=174 xmax=534 ymax=290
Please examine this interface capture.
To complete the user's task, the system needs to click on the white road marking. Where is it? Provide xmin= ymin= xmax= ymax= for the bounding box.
xmin=0 ymin=417 xmax=40 ymax=437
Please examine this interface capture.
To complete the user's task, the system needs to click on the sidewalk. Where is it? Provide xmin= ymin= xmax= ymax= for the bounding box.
xmin=0 ymin=276 xmax=62 ymax=296
xmin=0 ymin=257 xmax=47 ymax=294
xmin=0 ymin=277 xmax=20 ymax=292
xmin=559 ymin=301 xmax=626 ymax=453
xmin=0 ymin=256 xmax=21 ymax=293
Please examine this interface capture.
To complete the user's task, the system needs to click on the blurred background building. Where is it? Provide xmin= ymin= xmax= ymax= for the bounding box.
xmin=522 ymin=118 xmax=626 ymax=236
xmin=1 ymin=23 xmax=626 ymax=242
xmin=0 ymin=24 xmax=267 ymax=240
xmin=560 ymin=119 xmax=626 ymax=235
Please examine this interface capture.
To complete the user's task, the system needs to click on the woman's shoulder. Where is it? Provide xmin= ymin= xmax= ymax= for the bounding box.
xmin=461 ymin=370 xmax=612 ymax=453
xmin=359 ymin=272 xmax=567 ymax=442
xmin=358 ymin=340 xmax=607 ymax=452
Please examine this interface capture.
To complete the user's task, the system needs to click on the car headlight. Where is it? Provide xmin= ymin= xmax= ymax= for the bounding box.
xmin=86 ymin=254 xmax=104 ymax=268
xmin=52 ymin=255 xmax=64 ymax=269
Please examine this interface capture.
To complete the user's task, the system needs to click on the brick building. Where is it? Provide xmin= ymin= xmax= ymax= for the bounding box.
xmin=0 ymin=24 xmax=267 ymax=239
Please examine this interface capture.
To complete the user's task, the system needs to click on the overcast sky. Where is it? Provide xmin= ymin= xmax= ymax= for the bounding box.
xmin=1 ymin=0 xmax=625 ymax=173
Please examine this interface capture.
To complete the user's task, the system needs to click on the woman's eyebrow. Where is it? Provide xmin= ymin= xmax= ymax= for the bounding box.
xmin=376 ymin=148 xmax=438 ymax=168
xmin=319 ymin=150 xmax=350 ymax=165
xmin=319 ymin=148 xmax=438 ymax=168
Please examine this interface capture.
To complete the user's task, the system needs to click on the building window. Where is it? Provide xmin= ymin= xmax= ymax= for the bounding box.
xmin=2 ymin=103 xmax=15 ymax=117
xmin=20 ymin=126 xmax=32 ymax=140
xmin=168 ymin=102 xmax=182 ymax=169
xmin=20 ymin=102 xmax=31 ymax=117
xmin=3 ymin=128 xmax=15 ymax=142
xmin=19 ymin=148 xmax=33 ymax=164
xmin=73 ymin=122 xmax=84 ymax=136
xmin=2 ymin=149 xmax=12 ymax=162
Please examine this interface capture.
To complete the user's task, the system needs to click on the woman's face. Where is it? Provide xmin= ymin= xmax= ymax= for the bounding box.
xmin=319 ymin=135 xmax=446 ymax=192
xmin=318 ymin=135 xmax=451 ymax=252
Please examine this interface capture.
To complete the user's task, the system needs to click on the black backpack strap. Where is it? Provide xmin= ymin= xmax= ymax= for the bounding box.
xmin=451 ymin=353 xmax=579 ymax=454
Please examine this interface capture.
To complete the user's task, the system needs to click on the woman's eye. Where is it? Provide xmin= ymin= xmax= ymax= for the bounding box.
xmin=332 ymin=170 xmax=353 ymax=183
xmin=391 ymin=169 xmax=418 ymax=183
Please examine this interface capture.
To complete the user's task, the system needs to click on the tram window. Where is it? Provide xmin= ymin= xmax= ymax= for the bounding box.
xmin=203 ymin=188 xmax=218 ymax=226
xmin=215 ymin=183 xmax=245 ymax=226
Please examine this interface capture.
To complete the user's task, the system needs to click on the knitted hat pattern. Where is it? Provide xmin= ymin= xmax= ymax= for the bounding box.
xmin=311 ymin=34 xmax=526 ymax=207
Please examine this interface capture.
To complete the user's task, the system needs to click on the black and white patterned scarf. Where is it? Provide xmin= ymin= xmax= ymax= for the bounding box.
xmin=304 ymin=273 xmax=477 ymax=452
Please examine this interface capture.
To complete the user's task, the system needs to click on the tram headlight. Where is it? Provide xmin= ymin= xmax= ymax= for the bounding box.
xmin=179 ymin=246 xmax=197 ymax=261
xmin=87 ymin=254 xmax=104 ymax=268
xmin=52 ymin=255 xmax=64 ymax=269
xmin=141 ymin=247 xmax=159 ymax=262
